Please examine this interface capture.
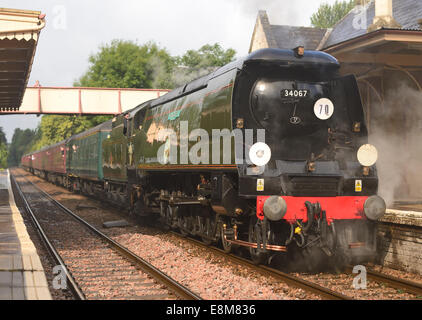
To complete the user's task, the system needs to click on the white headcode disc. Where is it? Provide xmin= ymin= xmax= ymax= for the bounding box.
xmin=314 ymin=98 xmax=334 ymax=120
xmin=249 ymin=142 xmax=271 ymax=167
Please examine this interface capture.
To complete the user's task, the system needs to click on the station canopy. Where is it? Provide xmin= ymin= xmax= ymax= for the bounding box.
xmin=0 ymin=8 xmax=45 ymax=111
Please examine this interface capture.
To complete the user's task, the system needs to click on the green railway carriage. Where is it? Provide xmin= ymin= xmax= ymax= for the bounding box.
xmin=102 ymin=115 xmax=131 ymax=182
xmin=102 ymin=113 xmax=141 ymax=204
xmin=67 ymin=121 xmax=112 ymax=190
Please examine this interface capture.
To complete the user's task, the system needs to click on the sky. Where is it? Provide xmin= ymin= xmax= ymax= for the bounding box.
xmin=0 ymin=0 xmax=340 ymax=142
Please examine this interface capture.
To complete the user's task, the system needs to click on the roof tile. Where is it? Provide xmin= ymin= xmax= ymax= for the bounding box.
xmin=324 ymin=0 xmax=422 ymax=48
xmin=271 ymin=25 xmax=328 ymax=50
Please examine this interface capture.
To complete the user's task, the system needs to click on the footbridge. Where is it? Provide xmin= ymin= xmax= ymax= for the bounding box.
xmin=0 ymin=86 xmax=170 ymax=115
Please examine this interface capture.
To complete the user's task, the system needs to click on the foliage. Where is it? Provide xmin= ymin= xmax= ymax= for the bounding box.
xmin=74 ymin=40 xmax=175 ymax=89
xmin=176 ymin=43 xmax=236 ymax=70
xmin=30 ymin=115 xmax=111 ymax=152
xmin=0 ymin=128 xmax=5 ymax=144
xmin=0 ymin=127 xmax=7 ymax=168
xmin=74 ymin=40 xmax=236 ymax=89
xmin=30 ymin=41 xmax=236 ymax=151
xmin=6 ymin=128 xmax=37 ymax=167
xmin=310 ymin=0 xmax=355 ymax=28
xmin=34 ymin=40 xmax=162 ymax=151
xmin=172 ymin=43 xmax=236 ymax=87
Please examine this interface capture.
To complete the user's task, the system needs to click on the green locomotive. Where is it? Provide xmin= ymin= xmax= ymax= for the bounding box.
xmin=23 ymin=48 xmax=386 ymax=268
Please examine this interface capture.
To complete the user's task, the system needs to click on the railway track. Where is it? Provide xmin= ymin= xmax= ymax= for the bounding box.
xmin=15 ymin=168 xmax=422 ymax=300
xmin=11 ymin=171 xmax=201 ymax=300
xmin=170 ymin=233 xmax=422 ymax=300
xmin=344 ymin=266 xmax=422 ymax=297
xmin=169 ymin=232 xmax=352 ymax=300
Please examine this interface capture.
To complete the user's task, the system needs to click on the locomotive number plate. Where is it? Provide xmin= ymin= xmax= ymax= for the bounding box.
xmin=281 ymin=89 xmax=309 ymax=98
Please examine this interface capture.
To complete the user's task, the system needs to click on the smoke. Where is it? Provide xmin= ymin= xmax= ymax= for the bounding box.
xmin=151 ymin=60 xmax=219 ymax=89
xmin=171 ymin=66 xmax=218 ymax=88
xmin=150 ymin=44 xmax=223 ymax=89
xmin=150 ymin=55 xmax=170 ymax=89
xmin=232 ymin=0 xmax=301 ymax=25
xmin=369 ymin=84 xmax=422 ymax=206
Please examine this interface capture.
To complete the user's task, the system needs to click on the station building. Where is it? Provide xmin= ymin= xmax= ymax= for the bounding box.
xmin=250 ymin=0 xmax=422 ymax=202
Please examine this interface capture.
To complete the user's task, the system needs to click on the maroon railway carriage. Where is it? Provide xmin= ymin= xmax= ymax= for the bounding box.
xmin=24 ymin=140 xmax=67 ymax=185
xmin=20 ymin=154 xmax=32 ymax=169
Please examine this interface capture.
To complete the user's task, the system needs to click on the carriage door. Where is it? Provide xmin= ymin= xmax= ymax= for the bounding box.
xmin=124 ymin=115 xmax=134 ymax=169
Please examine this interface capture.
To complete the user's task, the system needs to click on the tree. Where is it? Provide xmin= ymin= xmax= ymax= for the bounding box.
xmin=74 ymin=40 xmax=175 ymax=89
xmin=35 ymin=40 xmax=172 ymax=150
xmin=74 ymin=40 xmax=236 ymax=89
xmin=310 ymin=0 xmax=355 ymax=28
xmin=176 ymin=43 xmax=236 ymax=69
xmin=172 ymin=43 xmax=236 ymax=87
xmin=30 ymin=41 xmax=236 ymax=151
xmin=7 ymin=128 xmax=37 ymax=167
xmin=29 ymin=115 xmax=112 ymax=152
xmin=0 ymin=127 xmax=7 ymax=168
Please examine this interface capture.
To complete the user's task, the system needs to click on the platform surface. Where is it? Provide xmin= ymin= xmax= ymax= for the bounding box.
xmin=0 ymin=169 xmax=52 ymax=300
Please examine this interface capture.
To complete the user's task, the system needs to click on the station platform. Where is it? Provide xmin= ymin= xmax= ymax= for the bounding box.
xmin=383 ymin=208 xmax=422 ymax=227
xmin=383 ymin=200 xmax=422 ymax=227
xmin=0 ymin=169 xmax=52 ymax=300
xmin=377 ymin=201 xmax=422 ymax=276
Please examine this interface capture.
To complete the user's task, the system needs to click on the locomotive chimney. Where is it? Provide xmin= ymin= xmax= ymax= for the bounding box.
xmin=367 ymin=0 xmax=401 ymax=32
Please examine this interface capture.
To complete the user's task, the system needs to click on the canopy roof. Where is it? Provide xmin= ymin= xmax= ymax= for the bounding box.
xmin=0 ymin=7 xmax=45 ymax=110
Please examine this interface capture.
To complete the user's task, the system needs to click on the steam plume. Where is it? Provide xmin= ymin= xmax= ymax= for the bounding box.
xmin=369 ymin=84 xmax=422 ymax=205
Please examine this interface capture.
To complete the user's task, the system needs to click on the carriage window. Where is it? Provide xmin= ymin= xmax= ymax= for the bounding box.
xmin=128 ymin=119 xmax=133 ymax=136
xmin=123 ymin=114 xmax=129 ymax=135
xmin=112 ymin=116 xmax=118 ymax=128
xmin=134 ymin=108 xmax=147 ymax=130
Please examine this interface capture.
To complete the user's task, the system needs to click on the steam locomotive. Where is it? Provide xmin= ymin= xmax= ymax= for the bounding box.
xmin=22 ymin=48 xmax=386 ymax=269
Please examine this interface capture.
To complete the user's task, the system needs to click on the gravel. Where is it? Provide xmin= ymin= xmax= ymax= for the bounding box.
xmin=11 ymin=173 xmax=74 ymax=300
xmin=296 ymin=271 xmax=419 ymax=300
xmin=14 ymin=167 xmax=422 ymax=300
xmin=12 ymin=170 xmax=180 ymax=300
